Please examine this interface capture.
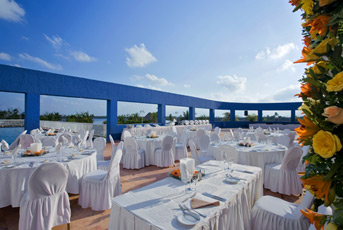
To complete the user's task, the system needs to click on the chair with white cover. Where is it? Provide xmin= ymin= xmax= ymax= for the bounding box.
xmin=122 ymin=137 xmax=145 ymax=169
xmin=9 ymin=130 xmax=26 ymax=150
xmin=98 ymin=142 xmax=123 ymax=171
xmin=288 ymin=132 xmax=296 ymax=147
xmin=41 ymin=137 xmax=58 ymax=147
xmin=277 ymin=135 xmax=291 ymax=148
xmin=78 ymin=149 xmax=123 ymax=211
xmin=283 ymin=129 xmax=292 ymax=134
xmin=297 ymin=145 xmax=310 ymax=172
xmin=78 ymin=128 xmax=86 ymax=138
xmin=256 ymin=131 xmax=267 ymax=142
xmin=58 ymin=133 xmax=73 ymax=146
xmin=251 ymin=191 xmax=314 ymax=230
xmin=144 ymin=124 xmax=151 ymax=128
xmin=174 ymin=130 xmax=188 ymax=160
xmin=19 ymin=163 xmax=71 ymax=230
xmin=154 ymin=135 xmax=175 ymax=167
xmin=198 ymin=134 xmax=210 ymax=156
xmin=58 ymin=128 xmax=65 ymax=133
xmin=195 ymin=129 xmax=206 ymax=149
xmin=19 ymin=134 xmax=34 ymax=149
xmin=109 ymin=135 xmax=116 ymax=149
xmin=87 ymin=129 xmax=94 ymax=148
xmin=210 ymin=133 xmax=220 ymax=142
xmin=93 ymin=137 xmax=106 ymax=162
xmin=122 ymin=130 xmax=132 ymax=140
xmin=214 ymin=127 xmax=221 ymax=136
xmin=216 ymin=145 xmax=238 ymax=163
xmin=233 ymin=130 xmax=241 ymax=141
xmin=136 ymin=124 xmax=143 ymax=128
xmin=189 ymin=140 xmax=213 ymax=165
xmin=264 ymin=146 xmax=303 ymax=195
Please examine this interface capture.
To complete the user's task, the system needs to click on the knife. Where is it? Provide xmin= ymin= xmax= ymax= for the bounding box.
xmin=202 ymin=192 xmax=226 ymax=202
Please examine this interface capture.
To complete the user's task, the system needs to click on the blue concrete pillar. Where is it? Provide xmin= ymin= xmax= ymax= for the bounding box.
xmin=291 ymin=109 xmax=296 ymax=123
xmin=189 ymin=107 xmax=195 ymax=120
xmin=24 ymin=93 xmax=40 ymax=133
xmin=230 ymin=109 xmax=235 ymax=122
xmin=258 ymin=110 xmax=263 ymax=123
xmin=158 ymin=104 xmax=166 ymax=125
xmin=209 ymin=109 xmax=215 ymax=124
xmin=107 ymin=99 xmax=117 ymax=141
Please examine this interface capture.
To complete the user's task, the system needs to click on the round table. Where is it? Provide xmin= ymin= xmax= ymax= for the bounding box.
xmin=0 ymin=146 xmax=97 ymax=208
xmin=207 ymin=141 xmax=287 ymax=174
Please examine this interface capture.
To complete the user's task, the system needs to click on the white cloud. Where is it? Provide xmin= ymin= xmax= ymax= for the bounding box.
xmin=21 ymin=36 xmax=29 ymax=40
xmin=131 ymin=74 xmax=174 ymax=88
xmin=210 ymin=92 xmax=255 ymax=103
xmin=70 ymin=51 xmax=96 ymax=62
xmin=18 ymin=53 xmax=62 ymax=70
xmin=257 ymin=84 xmax=301 ymax=102
xmin=0 ymin=52 xmax=12 ymax=61
xmin=54 ymin=53 xmax=70 ymax=60
xmin=216 ymin=75 xmax=247 ymax=92
xmin=135 ymin=84 xmax=162 ymax=91
xmin=125 ymin=43 xmax=157 ymax=68
xmin=277 ymin=60 xmax=296 ymax=72
xmin=12 ymin=64 xmax=21 ymax=67
xmin=0 ymin=0 xmax=25 ymax=22
xmin=256 ymin=43 xmax=296 ymax=60
xmin=44 ymin=34 xmax=63 ymax=49
xmin=184 ymin=84 xmax=191 ymax=88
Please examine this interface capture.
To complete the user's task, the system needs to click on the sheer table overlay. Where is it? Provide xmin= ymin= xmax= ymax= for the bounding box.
xmin=109 ymin=160 xmax=262 ymax=230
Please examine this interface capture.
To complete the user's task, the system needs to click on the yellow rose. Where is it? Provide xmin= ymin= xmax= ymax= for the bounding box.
xmin=327 ymin=72 xmax=343 ymax=92
xmin=323 ymin=106 xmax=343 ymax=125
xmin=326 ymin=223 xmax=338 ymax=230
xmin=311 ymin=61 xmax=328 ymax=74
xmin=313 ymin=130 xmax=342 ymax=158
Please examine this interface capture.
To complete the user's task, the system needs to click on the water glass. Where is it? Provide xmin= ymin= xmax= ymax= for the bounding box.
xmin=12 ymin=153 xmax=18 ymax=165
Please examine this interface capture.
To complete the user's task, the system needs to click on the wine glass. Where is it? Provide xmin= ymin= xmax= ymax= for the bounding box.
xmin=181 ymin=170 xmax=192 ymax=194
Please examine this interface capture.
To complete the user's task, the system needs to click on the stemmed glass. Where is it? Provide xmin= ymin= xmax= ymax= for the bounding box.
xmin=181 ymin=170 xmax=192 ymax=194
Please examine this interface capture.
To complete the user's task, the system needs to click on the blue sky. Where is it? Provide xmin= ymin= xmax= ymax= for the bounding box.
xmin=0 ymin=0 xmax=306 ymax=117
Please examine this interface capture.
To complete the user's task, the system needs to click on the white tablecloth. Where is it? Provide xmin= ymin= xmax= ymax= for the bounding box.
xmin=0 ymin=147 xmax=97 ymax=208
xmin=135 ymin=135 xmax=176 ymax=166
xmin=122 ymin=125 xmax=212 ymax=140
xmin=208 ymin=141 xmax=287 ymax=174
xmin=109 ymin=160 xmax=263 ymax=230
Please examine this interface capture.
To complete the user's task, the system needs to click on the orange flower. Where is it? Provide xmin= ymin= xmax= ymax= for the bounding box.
xmin=289 ymin=0 xmax=301 ymax=6
xmin=295 ymin=116 xmax=320 ymax=145
xmin=319 ymin=0 xmax=337 ymax=7
xmin=299 ymin=172 xmax=331 ymax=202
xmin=295 ymin=83 xmax=314 ymax=98
xmin=303 ymin=36 xmax=311 ymax=47
xmin=303 ymin=15 xmax=331 ymax=37
xmin=300 ymin=208 xmax=326 ymax=230
xmin=294 ymin=47 xmax=317 ymax=65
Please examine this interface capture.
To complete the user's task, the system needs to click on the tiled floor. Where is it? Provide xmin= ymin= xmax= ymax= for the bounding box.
xmin=0 ymin=139 xmax=303 ymax=230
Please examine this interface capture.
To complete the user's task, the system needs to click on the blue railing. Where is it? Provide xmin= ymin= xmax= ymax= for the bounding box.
xmin=0 ymin=64 xmax=301 ymax=139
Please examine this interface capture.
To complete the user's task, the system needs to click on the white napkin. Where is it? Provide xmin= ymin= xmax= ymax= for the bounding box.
xmin=180 ymin=158 xmax=195 ymax=183
xmin=1 ymin=140 xmax=9 ymax=151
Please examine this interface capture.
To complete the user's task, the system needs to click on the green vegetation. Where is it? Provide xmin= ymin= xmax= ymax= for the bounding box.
xmin=196 ymin=115 xmax=209 ymax=120
xmin=0 ymin=108 xmax=24 ymax=119
xmin=40 ymin=112 xmax=94 ymax=123
xmin=40 ymin=112 xmax=62 ymax=121
xmin=117 ymin=112 xmax=158 ymax=124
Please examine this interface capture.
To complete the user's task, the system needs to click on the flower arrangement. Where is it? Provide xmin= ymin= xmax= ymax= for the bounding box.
xmin=169 ymin=168 xmax=200 ymax=180
xmin=290 ymin=0 xmax=343 ymax=229
xmin=238 ymin=142 xmax=254 ymax=147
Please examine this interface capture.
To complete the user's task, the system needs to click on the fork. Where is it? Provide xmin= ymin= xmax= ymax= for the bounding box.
xmin=178 ymin=204 xmax=200 ymax=221
xmin=181 ymin=204 xmax=207 ymax=218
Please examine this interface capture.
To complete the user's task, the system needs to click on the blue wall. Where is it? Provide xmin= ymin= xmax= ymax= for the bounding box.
xmin=0 ymin=64 xmax=301 ymax=139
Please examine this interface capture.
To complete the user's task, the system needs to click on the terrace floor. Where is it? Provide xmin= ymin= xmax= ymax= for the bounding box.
xmin=0 ymin=130 xmax=303 ymax=230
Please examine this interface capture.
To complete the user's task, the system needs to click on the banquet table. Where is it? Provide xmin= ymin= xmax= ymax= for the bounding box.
xmin=207 ymin=141 xmax=287 ymax=174
xmin=135 ymin=135 xmax=176 ymax=166
xmin=0 ymin=146 xmax=97 ymax=208
xmin=109 ymin=160 xmax=263 ymax=230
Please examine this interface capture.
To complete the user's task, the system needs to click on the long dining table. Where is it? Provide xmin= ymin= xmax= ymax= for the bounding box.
xmin=0 ymin=146 xmax=97 ymax=208
xmin=109 ymin=160 xmax=263 ymax=230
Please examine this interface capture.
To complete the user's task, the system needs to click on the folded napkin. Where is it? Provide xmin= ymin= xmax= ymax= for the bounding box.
xmin=191 ymin=198 xmax=220 ymax=209
xmin=1 ymin=139 xmax=9 ymax=151
xmin=180 ymin=158 xmax=195 ymax=183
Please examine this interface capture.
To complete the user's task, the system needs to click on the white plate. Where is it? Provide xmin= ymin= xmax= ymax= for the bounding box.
xmin=177 ymin=213 xmax=200 ymax=226
xmin=225 ymin=177 xmax=240 ymax=184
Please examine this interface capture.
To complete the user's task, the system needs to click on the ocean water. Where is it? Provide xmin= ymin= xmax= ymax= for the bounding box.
xmin=93 ymin=118 xmax=106 ymax=124
xmin=0 ymin=127 xmax=25 ymax=145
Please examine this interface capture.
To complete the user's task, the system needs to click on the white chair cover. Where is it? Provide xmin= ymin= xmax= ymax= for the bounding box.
xmin=19 ymin=134 xmax=34 ymax=149
xmin=87 ymin=129 xmax=94 ymax=148
xmin=136 ymin=124 xmax=143 ymax=128
xmin=277 ymin=135 xmax=291 ymax=148
xmin=144 ymin=124 xmax=151 ymax=128
xmin=79 ymin=149 xmax=122 ymax=211
xmin=94 ymin=137 xmax=106 ymax=161
xmin=233 ymin=130 xmax=241 ymax=141
xmin=81 ymin=130 xmax=89 ymax=147
xmin=1 ymin=139 xmax=9 ymax=151
xmin=189 ymin=140 xmax=213 ymax=165
xmin=58 ymin=128 xmax=65 ymax=133
xmin=256 ymin=131 xmax=267 ymax=142
xmin=251 ymin=191 xmax=314 ymax=230
xmin=122 ymin=130 xmax=132 ymax=140
xmin=283 ymin=129 xmax=291 ymax=134
xmin=288 ymin=132 xmax=296 ymax=147
xmin=264 ymin=146 xmax=303 ymax=195
xmin=58 ymin=133 xmax=72 ymax=146
xmin=216 ymin=145 xmax=238 ymax=163
xmin=78 ymin=129 xmax=86 ymax=139
xmin=297 ymin=145 xmax=310 ymax=172
xmin=210 ymin=133 xmax=220 ymax=142
xmin=195 ymin=129 xmax=206 ymax=149
xmin=122 ymin=137 xmax=145 ymax=169
xmin=41 ymin=137 xmax=58 ymax=147
xmin=154 ymin=135 xmax=175 ymax=167
xmin=98 ymin=142 xmax=124 ymax=171
xmin=109 ymin=135 xmax=115 ymax=148
xmin=198 ymin=134 xmax=210 ymax=156
xmin=9 ymin=130 xmax=27 ymax=150
xmin=174 ymin=130 xmax=188 ymax=160
xmin=19 ymin=163 xmax=71 ymax=230
xmin=214 ymin=127 xmax=221 ymax=135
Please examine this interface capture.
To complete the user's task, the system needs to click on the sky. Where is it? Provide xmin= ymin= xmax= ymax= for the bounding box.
xmin=0 ymin=0 xmax=306 ymax=117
